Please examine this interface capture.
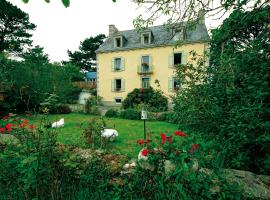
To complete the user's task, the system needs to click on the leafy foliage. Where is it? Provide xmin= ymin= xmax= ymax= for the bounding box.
xmin=0 ymin=0 xmax=36 ymax=54
xmin=105 ymin=108 xmax=119 ymax=118
xmin=120 ymin=108 xmax=141 ymax=120
xmin=84 ymin=96 xmax=102 ymax=115
xmin=173 ymin=6 xmax=270 ymax=174
xmin=122 ymin=87 xmax=168 ymax=112
xmin=67 ymin=34 xmax=106 ymax=71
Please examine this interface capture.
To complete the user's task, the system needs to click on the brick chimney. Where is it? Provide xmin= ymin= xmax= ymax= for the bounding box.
xmin=109 ymin=25 xmax=118 ymax=36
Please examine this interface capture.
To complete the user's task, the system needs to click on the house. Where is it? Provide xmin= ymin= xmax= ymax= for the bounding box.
xmin=85 ymin=72 xmax=97 ymax=83
xmin=96 ymin=19 xmax=209 ymax=107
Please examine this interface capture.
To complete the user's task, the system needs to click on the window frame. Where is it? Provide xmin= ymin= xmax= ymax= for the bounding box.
xmin=141 ymin=32 xmax=152 ymax=45
xmin=141 ymin=77 xmax=150 ymax=89
xmin=114 ymin=36 xmax=123 ymax=48
xmin=114 ymin=97 xmax=122 ymax=104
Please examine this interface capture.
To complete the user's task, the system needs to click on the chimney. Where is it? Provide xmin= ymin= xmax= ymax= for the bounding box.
xmin=109 ymin=24 xmax=118 ymax=36
xmin=198 ymin=9 xmax=205 ymax=24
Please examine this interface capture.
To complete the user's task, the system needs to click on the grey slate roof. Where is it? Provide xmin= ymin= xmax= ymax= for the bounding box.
xmin=96 ymin=23 xmax=209 ymax=53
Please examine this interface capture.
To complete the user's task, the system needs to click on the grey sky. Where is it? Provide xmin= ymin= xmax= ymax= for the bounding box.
xmin=8 ymin=0 xmax=224 ymax=62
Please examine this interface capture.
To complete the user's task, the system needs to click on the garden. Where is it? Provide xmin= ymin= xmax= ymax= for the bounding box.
xmin=0 ymin=1 xmax=270 ymax=199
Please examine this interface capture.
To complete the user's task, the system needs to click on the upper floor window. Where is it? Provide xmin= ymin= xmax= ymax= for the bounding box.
xmin=112 ymin=57 xmax=125 ymax=72
xmin=168 ymin=52 xmax=187 ymax=68
xmin=142 ymin=77 xmax=150 ymax=89
xmin=172 ymin=28 xmax=186 ymax=41
xmin=114 ymin=36 xmax=122 ymax=48
xmin=141 ymin=32 xmax=152 ymax=45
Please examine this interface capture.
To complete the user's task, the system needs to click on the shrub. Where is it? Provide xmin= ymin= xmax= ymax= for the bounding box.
xmin=84 ymin=96 xmax=102 ymax=115
xmin=119 ymin=108 xmax=140 ymax=120
xmin=122 ymin=87 xmax=168 ymax=112
xmin=57 ymin=105 xmax=72 ymax=114
xmin=105 ymin=109 xmax=119 ymax=118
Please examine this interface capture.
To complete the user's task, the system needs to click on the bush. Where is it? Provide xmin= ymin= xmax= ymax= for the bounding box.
xmin=57 ymin=105 xmax=72 ymax=114
xmin=122 ymin=87 xmax=168 ymax=112
xmin=120 ymin=108 xmax=140 ymax=120
xmin=105 ymin=109 xmax=119 ymax=118
xmin=84 ymin=96 xmax=101 ymax=115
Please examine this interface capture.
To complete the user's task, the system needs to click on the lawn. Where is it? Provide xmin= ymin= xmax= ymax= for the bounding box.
xmin=33 ymin=113 xmax=179 ymax=157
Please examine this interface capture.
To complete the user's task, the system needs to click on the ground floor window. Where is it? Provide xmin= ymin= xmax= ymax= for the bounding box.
xmin=115 ymin=98 xmax=122 ymax=104
xmin=112 ymin=78 xmax=125 ymax=92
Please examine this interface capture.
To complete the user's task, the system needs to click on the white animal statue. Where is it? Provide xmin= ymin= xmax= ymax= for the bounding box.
xmin=101 ymin=129 xmax=118 ymax=141
xmin=51 ymin=118 xmax=64 ymax=128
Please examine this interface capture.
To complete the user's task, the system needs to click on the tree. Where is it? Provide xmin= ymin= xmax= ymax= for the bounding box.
xmin=173 ymin=6 xmax=270 ymax=174
xmin=0 ymin=0 xmax=36 ymax=54
xmin=22 ymin=45 xmax=50 ymax=64
xmin=67 ymin=34 xmax=106 ymax=71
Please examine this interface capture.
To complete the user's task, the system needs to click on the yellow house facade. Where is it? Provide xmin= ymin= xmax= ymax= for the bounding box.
xmin=96 ymin=22 xmax=209 ymax=107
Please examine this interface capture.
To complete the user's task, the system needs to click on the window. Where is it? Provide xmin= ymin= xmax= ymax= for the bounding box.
xmin=115 ymin=79 xmax=122 ymax=91
xmin=173 ymin=78 xmax=181 ymax=91
xmin=112 ymin=78 xmax=125 ymax=92
xmin=172 ymin=29 xmax=185 ymax=41
xmin=141 ymin=55 xmax=150 ymax=72
xmin=169 ymin=77 xmax=181 ymax=92
xmin=142 ymin=33 xmax=150 ymax=44
xmin=114 ymin=37 xmax=122 ymax=47
xmin=141 ymin=32 xmax=152 ymax=44
xmin=115 ymin=98 xmax=122 ymax=104
xmin=114 ymin=58 xmax=121 ymax=71
xmin=142 ymin=77 xmax=150 ymax=89
xmin=112 ymin=57 xmax=124 ymax=72
xmin=174 ymin=53 xmax=182 ymax=65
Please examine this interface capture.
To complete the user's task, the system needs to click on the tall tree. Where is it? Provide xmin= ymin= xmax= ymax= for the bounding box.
xmin=67 ymin=34 xmax=105 ymax=71
xmin=0 ymin=0 xmax=36 ymax=54
xmin=22 ymin=45 xmax=50 ymax=64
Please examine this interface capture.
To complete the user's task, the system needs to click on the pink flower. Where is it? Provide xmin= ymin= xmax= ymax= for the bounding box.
xmin=25 ymin=113 xmax=30 ymax=117
xmin=2 ymin=115 xmax=9 ymax=120
xmin=174 ymin=130 xmax=187 ymax=137
xmin=142 ymin=149 xmax=148 ymax=156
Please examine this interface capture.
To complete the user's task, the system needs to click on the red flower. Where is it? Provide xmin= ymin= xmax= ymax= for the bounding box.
xmin=142 ymin=149 xmax=148 ymax=156
xmin=29 ymin=124 xmax=35 ymax=129
xmin=174 ymin=130 xmax=187 ymax=137
xmin=0 ymin=127 xmax=5 ymax=133
xmin=2 ymin=115 xmax=9 ymax=120
xmin=25 ymin=113 xmax=30 ymax=117
xmin=5 ymin=124 xmax=12 ymax=132
xmin=22 ymin=119 xmax=29 ymax=124
xmin=160 ymin=133 xmax=167 ymax=145
xmin=167 ymin=136 xmax=173 ymax=144
xmin=190 ymin=144 xmax=200 ymax=153
xmin=20 ymin=123 xmax=27 ymax=128
xmin=137 ymin=139 xmax=145 ymax=145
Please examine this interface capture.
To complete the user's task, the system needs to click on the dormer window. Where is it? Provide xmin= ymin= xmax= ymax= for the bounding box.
xmin=172 ymin=28 xmax=186 ymax=41
xmin=141 ymin=32 xmax=152 ymax=45
xmin=114 ymin=36 xmax=123 ymax=48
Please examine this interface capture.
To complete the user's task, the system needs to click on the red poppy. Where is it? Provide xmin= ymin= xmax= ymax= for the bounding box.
xmin=174 ymin=130 xmax=187 ymax=137
xmin=22 ymin=119 xmax=29 ymax=124
xmin=25 ymin=113 xmax=30 ymax=117
xmin=160 ymin=133 xmax=167 ymax=145
xmin=190 ymin=143 xmax=200 ymax=153
xmin=20 ymin=123 xmax=27 ymax=128
xmin=167 ymin=136 xmax=173 ymax=144
xmin=137 ymin=139 xmax=145 ymax=145
xmin=0 ymin=127 xmax=5 ymax=133
xmin=29 ymin=124 xmax=35 ymax=129
xmin=2 ymin=115 xmax=9 ymax=120
xmin=142 ymin=149 xmax=148 ymax=156
xmin=5 ymin=124 xmax=12 ymax=132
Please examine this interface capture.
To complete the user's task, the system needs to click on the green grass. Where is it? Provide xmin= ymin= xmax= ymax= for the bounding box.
xmin=33 ymin=113 xmax=179 ymax=157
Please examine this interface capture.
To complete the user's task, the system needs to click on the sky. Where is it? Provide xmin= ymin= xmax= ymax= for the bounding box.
xmin=8 ymin=0 xmax=225 ymax=62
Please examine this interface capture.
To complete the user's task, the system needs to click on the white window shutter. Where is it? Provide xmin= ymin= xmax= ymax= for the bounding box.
xmin=111 ymin=58 xmax=115 ymax=71
xmin=111 ymin=80 xmax=115 ymax=92
xmin=121 ymin=57 xmax=125 ymax=71
xmin=149 ymin=55 xmax=152 ymax=67
xmin=168 ymin=77 xmax=173 ymax=92
xmin=168 ymin=53 xmax=173 ymax=68
xmin=121 ymin=79 xmax=125 ymax=92
xmin=182 ymin=52 xmax=188 ymax=65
